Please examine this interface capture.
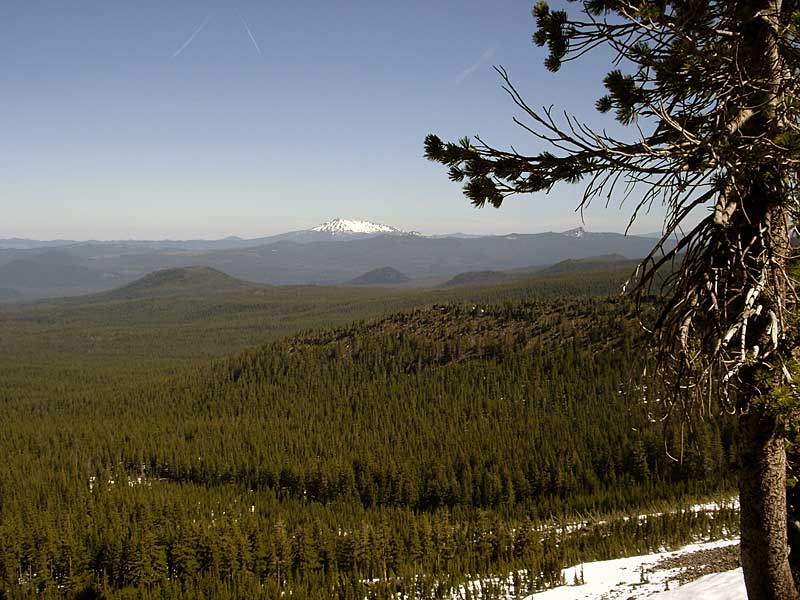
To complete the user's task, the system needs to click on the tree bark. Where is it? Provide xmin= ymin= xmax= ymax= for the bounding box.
xmin=738 ymin=403 xmax=799 ymax=600
xmin=789 ymin=429 xmax=800 ymax=587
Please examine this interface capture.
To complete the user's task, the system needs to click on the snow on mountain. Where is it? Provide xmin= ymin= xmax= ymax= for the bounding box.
xmin=561 ymin=227 xmax=587 ymax=238
xmin=311 ymin=218 xmax=402 ymax=235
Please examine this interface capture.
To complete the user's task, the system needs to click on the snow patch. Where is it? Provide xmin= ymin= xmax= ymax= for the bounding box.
xmin=650 ymin=569 xmax=745 ymax=600
xmin=537 ymin=496 xmax=738 ymax=537
xmin=521 ymin=539 xmax=740 ymax=600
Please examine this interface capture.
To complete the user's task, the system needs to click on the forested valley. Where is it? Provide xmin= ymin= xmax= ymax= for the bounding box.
xmin=0 ymin=267 xmax=740 ymax=598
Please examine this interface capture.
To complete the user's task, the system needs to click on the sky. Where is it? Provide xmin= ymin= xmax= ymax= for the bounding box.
xmin=0 ymin=1 xmax=680 ymax=239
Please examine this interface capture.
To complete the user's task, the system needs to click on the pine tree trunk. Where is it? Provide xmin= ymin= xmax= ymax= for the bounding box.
xmin=738 ymin=403 xmax=799 ymax=600
xmin=789 ymin=442 xmax=800 ymax=588
xmin=791 ymin=499 xmax=800 ymax=589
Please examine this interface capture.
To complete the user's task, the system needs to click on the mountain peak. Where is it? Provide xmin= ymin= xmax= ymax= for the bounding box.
xmin=311 ymin=218 xmax=401 ymax=235
xmin=561 ymin=226 xmax=587 ymax=238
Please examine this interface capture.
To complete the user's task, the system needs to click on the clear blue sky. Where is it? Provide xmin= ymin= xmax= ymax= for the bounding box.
xmin=0 ymin=0 xmax=674 ymax=239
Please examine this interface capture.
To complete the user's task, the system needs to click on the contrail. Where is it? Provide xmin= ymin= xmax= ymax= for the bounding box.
xmin=456 ymin=46 xmax=496 ymax=84
xmin=240 ymin=16 xmax=262 ymax=56
xmin=171 ymin=14 xmax=212 ymax=59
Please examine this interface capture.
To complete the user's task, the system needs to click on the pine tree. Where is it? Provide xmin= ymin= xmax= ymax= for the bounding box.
xmin=425 ymin=2 xmax=800 ymax=597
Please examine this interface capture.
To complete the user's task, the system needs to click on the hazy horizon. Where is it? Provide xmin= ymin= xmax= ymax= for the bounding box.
xmin=0 ymin=219 xmax=665 ymax=242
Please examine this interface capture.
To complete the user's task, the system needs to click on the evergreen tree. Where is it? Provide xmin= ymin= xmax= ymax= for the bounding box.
xmin=425 ymin=2 xmax=800 ymax=597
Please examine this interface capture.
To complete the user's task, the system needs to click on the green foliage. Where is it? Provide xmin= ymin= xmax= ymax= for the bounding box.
xmin=532 ymin=2 xmax=569 ymax=72
xmin=0 ymin=274 xmax=737 ymax=597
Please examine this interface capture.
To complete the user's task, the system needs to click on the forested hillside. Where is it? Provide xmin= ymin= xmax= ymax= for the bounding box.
xmin=0 ymin=274 xmax=737 ymax=599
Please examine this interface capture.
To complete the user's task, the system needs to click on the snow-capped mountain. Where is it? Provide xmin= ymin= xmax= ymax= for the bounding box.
xmin=561 ymin=226 xmax=587 ymax=238
xmin=244 ymin=219 xmax=416 ymax=245
xmin=311 ymin=219 xmax=402 ymax=235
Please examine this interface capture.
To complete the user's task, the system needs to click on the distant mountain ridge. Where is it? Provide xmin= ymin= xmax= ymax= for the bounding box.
xmin=2 ymin=222 xmax=649 ymax=251
xmin=0 ymin=238 xmax=79 ymax=250
xmin=0 ymin=223 xmax=670 ymax=299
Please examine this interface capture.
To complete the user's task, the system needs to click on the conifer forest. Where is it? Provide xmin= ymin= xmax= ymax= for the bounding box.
xmin=0 ymin=266 xmax=742 ymax=598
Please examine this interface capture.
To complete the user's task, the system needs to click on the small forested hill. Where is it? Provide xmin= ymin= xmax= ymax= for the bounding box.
xmin=348 ymin=266 xmax=411 ymax=285
xmin=283 ymin=300 xmax=625 ymax=365
xmin=100 ymin=266 xmax=258 ymax=300
xmin=444 ymin=270 xmax=509 ymax=287
xmin=533 ymin=255 xmax=637 ymax=277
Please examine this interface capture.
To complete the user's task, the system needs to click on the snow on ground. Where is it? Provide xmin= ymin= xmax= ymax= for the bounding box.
xmin=687 ymin=497 xmax=739 ymax=514
xmin=521 ymin=539 xmax=741 ymax=600
xmin=649 ymin=569 xmax=745 ymax=600
xmin=540 ymin=496 xmax=739 ymax=536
